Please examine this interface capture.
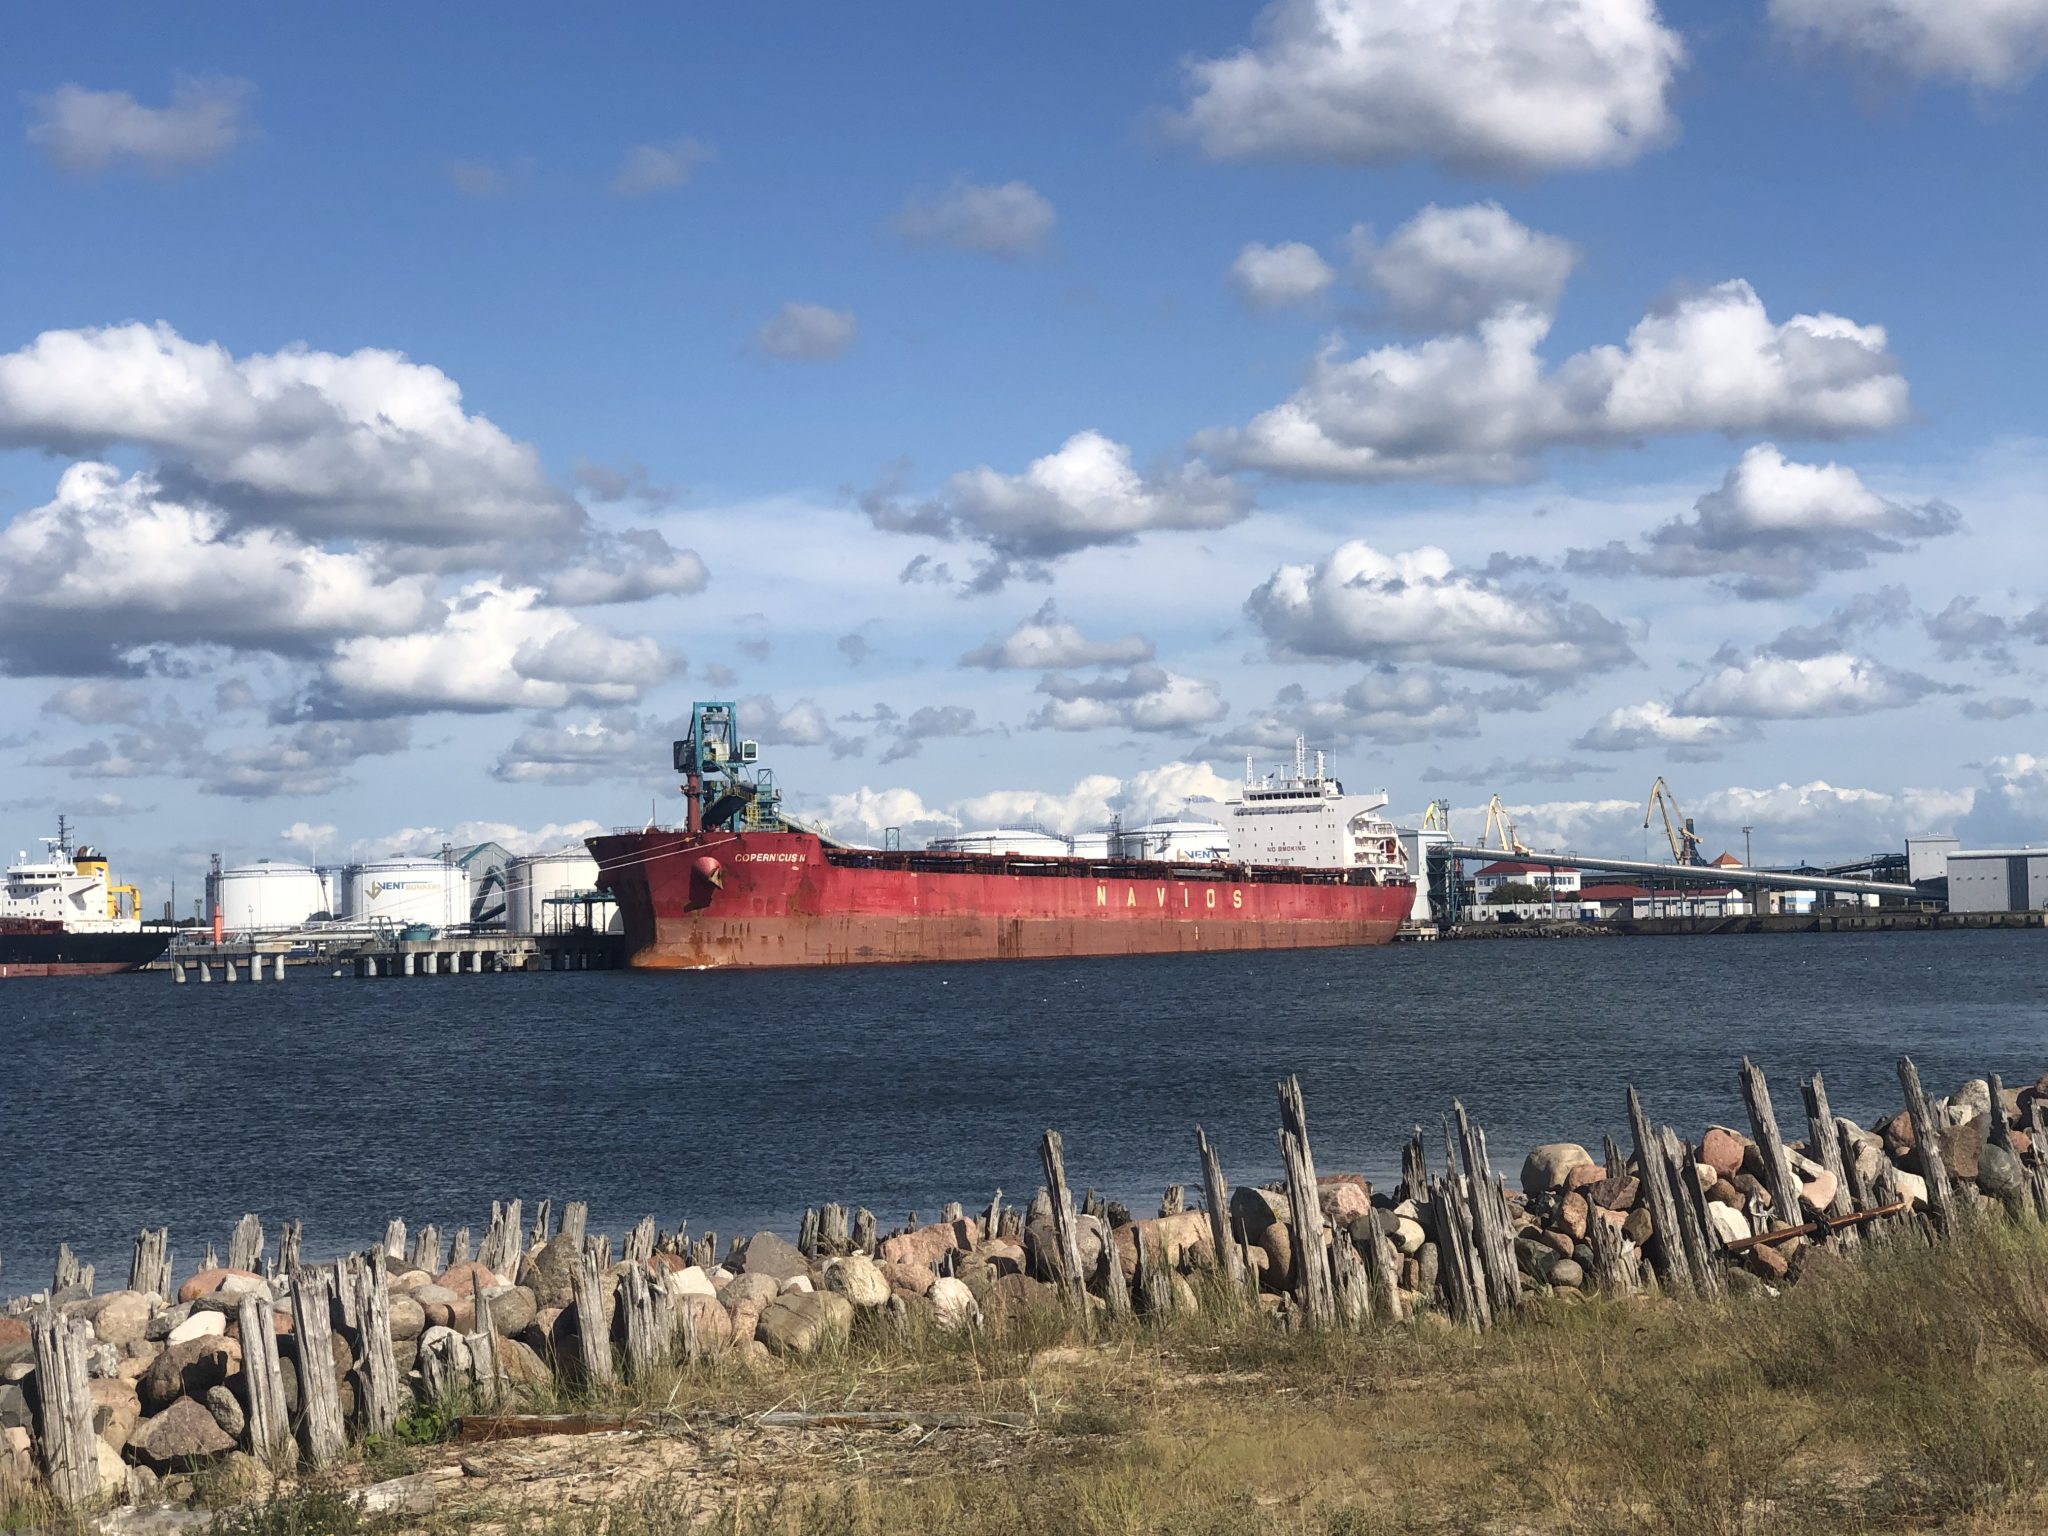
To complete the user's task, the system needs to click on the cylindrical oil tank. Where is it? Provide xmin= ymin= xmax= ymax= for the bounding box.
xmin=1067 ymin=830 xmax=1111 ymax=858
xmin=506 ymin=846 xmax=604 ymax=933
xmin=348 ymin=856 xmax=469 ymax=929
xmin=214 ymin=860 xmax=330 ymax=932
xmin=1114 ymin=818 xmax=1229 ymax=863
xmin=928 ymin=827 xmax=1070 ymax=857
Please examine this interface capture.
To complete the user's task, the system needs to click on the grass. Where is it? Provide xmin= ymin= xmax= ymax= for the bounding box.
xmin=9 ymin=1218 xmax=2048 ymax=1535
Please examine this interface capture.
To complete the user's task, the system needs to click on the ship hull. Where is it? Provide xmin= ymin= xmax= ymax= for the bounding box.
xmin=0 ymin=929 xmax=168 ymax=978
xmin=590 ymin=829 xmax=1411 ymax=970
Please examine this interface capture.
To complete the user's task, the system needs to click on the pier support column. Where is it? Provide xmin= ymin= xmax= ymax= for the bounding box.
xmin=199 ymin=961 xmax=212 ymax=983
xmin=470 ymin=950 xmax=484 ymax=974
xmin=249 ymin=955 xmax=262 ymax=982
xmin=402 ymin=952 xmax=415 ymax=977
xmin=224 ymin=959 xmax=238 ymax=983
xmin=275 ymin=954 xmax=288 ymax=981
xmin=172 ymin=963 xmax=186 ymax=984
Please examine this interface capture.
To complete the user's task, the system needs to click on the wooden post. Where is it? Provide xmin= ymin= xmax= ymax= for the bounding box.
xmin=1584 ymin=1208 xmax=1638 ymax=1297
xmin=616 ymin=1264 xmax=658 ymax=1380
xmin=1986 ymin=1073 xmax=2014 ymax=1156
xmin=130 ymin=1227 xmax=171 ymax=1299
xmin=585 ymin=1232 xmax=612 ymax=1268
xmin=1897 ymin=1056 xmax=1959 ymax=1232
xmin=1278 ymin=1075 xmax=1337 ymax=1330
xmin=227 ymin=1213 xmax=263 ymax=1274
xmin=52 ymin=1243 xmax=81 ymax=1293
xmin=853 ymin=1208 xmax=877 ymax=1256
xmin=1363 ymin=1208 xmax=1406 ymax=1323
xmin=29 ymin=1309 xmax=99 ymax=1507
xmin=1038 ymin=1130 xmax=1091 ymax=1324
xmin=1158 ymin=1184 xmax=1185 ymax=1218
xmin=290 ymin=1266 xmax=348 ymax=1470
xmin=531 ymin=1199 xmax=553 ymax=1248
xmin=561 ymin=1201 xmax=589 ymax=1249
xmin=1430 ymin=1173 xmax=1486 ymax=1331
xmin=624 ymin=1217 xmax=656 ymax=1267
xmin=1132 ymin=1226 xmax=1172 ymax=1317
xmin=238 ymin=1290 xmax=295 ymax=1471
xmin=276 ymin=1220 xmax=302 ymax=1275
xmin=1739 ymin=1058 xmax=1804 ymax=1234
xmin=468 ymin=1275 xmax=503 ymax=1408
xmin=1329 ymin=1229 xmax=1370 ymax=1327
xmin=344 ymin=1251 xmax=401 ymax=1437
xmin=982 ymin=1190 xmax=1004 ymax=1244
xmin=569 ymin=1246 xmax=614 ymax=1386
xmin=1098 ymin=1229 xmax=1132 ymax=1322
xmin=1452 ymin=1101 xmax=1519 ymax=1314
xmin=382 ymin=1220 xmax=406 ymax=1265
xmin=820 ymin=1204 xmax=849 ymax=1254
xmin=1627 ymin=1085 xmax=1693 ymax=1299
xmin=1399 ymin=1128 xmax=1427 ymax=1203
xmin=1660 ymin=1129 xmax=1726 ymax=1300
xmin=1799 ymin=1073 xmax=1860 ymax=1250
xmin=448 ymin=1227 xmax=473 ymax=1267
xmin=1195 ymin=1127 xmax=1244 ymax=1291
xmin=797 ymin=1207 xmax=820 ymax=1258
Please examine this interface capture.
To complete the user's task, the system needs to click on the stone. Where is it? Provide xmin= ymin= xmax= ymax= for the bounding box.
xmin=1564 ymin=1162 xmax=1607 ymax=1193
xmin=1700 ymin=1126 xmax=1748 ymax=1179
xmin=435 ymin=1260 xmax=499 ymax=1296
xmin=1520 ymin=1143 xmax=1595 ymax=1196
xmin=779 ymin=1274 xmax=815 ymax=1295
xmin=211 ymin=1450 xmax=273 ymax=1504
xmin=928 ymin=1277 xmax=978 ymax=1329
xmin=1389 ymin=1214 xmax=1425 ymax=1255
xmin=1587 ymin=1175 xmax=1639 ymax=1211
xmin=721 ymin=1272 xmax=781 ymax=1309
xmin=1707 ymin=1178 xmax=1743 ymax=1210
xmin=1798 ymin=1169 xmax=1839 ymax=1215
xmin=205 ymin=1383 xmax=245 ymax=1440
xmin=1976 ymin=1142 xmax=2026 ymax=1200
xmin=1732 ymin=1173 xmax=1772 ymax=1210
xmin=1746 ymin=1242 xmax=1789 ymax=1282
xmin=979 ymin=1238 xmax=1026 ymax=1276
xmin=83 ymin=1291 xmax=153 ymax=1349
xmin=1022 ymin=1214 xmax=1105 ymax=1283
xmin=497 ymin=1337 xmax=550 ymax=1385
xmin=94 ymin=1436 xmax=127 ymax=1491
xmin=176 ymin=1269 xmax=265 ymax=1305
xmin=390 ymin=1269 xmax=435 ymax=1293
xmin=0 ymin=1384 xmax=29 ymax=1432
xmin=1705 ymin=1202 xmax=1752 ymax=1247
xmin=483 ymin=1284 xmax=538 ymax=1338
xmin=1878 ymin=1109 xmax=1916 ymax=1159
xmin=139 ymin=1336 xmax=236 ymax=1415
xmin=0 ymin=1317 xmax=28 ymax=1365
xmin=1931 ymin=1114 xmax=1988 ymax=1183
xmin=1110 ymin=1211 xmax=1214 ymax=1282
xmin=1256 ymin=1221 xmax=1293 ymax=1291
xmin=130 ymin=1397 xmax=236 ymax=1472
xmin=678 ymin=1294 xmax=734 ymax=1351
xmin=736 ymin=1231 xmax=811 ymax=1284
xmin=877 ymin=1219 xmax=979 ymax=1270
xmin=1228 ymin=1185 xmax=1290 ymax=1235
xmin=1893 ymin=1168 xmax=1930 ymax=1211
xmin=1317 ymin=1179 xmax=1373 ymax=1225
xmin=89 ymin=1376 xmax=141 ymax=1449
xmin=1557 ymin=1191 xmax=1590 ymax=1241
xmin=665 ymin=1268 xmax=716 ymax=1301
xmin=167 ymin=1310 xmax=228 ymax=1345
xmin=1548 ymin=1258 xmax=1585 ymax=1290
xmin=755 ymin=1291 xmax=853 ymax=1358
xmin=822 ymin=1254 xmax=891 ymax=1309
xmin=1945 ymin=1078 xmax=1992 ymax=1128
xmin=879 ymin=1260 xmax=934 ymax=1296
xmin=387 ymin=1295 xmax=427 ymax=1342
xmin=984 ymin=1273 xmax=1055 ymax=1321
xmin=516 ymin=1234 xmax=583 ymax=1310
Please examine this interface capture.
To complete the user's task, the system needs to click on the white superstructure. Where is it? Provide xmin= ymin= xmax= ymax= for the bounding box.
xmin=1115 ymin=818 xmax=1229 ymax=863
xmin=1227 ymin=740 xmax=1409 ymax=880
xmin=3 ymin=837 xmax=141 ymax=933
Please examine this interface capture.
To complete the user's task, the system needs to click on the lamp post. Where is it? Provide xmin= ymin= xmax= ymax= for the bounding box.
xmin=1743 ymin=825 xmax=1755 ymax=916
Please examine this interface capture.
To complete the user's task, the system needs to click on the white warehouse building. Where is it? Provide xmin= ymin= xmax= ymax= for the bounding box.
xmin=1947 ymin=849 xmax=2048 ymax=914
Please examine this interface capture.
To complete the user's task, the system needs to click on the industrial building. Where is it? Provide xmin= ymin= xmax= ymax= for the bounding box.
xmin=1472 ymin=859 xmax=1582 ymax=901
xmin=1946 ymin=849 xmax=2048 ymax=914
xmin=505 ymin=845 xmax=621 ymax=935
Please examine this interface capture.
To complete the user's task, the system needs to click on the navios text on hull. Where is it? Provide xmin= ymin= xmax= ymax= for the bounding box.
xmin=588 ymin=702 xmax=1414 ymax=970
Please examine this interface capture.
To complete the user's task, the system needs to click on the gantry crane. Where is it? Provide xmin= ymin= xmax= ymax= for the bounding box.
xmin=1644 ymin=775 xmax=1706 ymax=866
xmin=1480 ymin=794 xmax=1531 ymax=856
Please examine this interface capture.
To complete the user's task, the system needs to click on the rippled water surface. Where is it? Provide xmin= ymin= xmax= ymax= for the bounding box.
xmin=6 ymin=930 xmax=2043 ymax=1294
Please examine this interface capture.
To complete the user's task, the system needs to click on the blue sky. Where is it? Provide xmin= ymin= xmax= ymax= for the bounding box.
xmin=3 ymin=1 xmax=2045 ymax=901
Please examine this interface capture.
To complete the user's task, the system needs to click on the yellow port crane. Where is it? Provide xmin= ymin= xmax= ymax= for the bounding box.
xmin=1644 ymin=776 xmax=1706 ymax=865
xmin=1481 ymin=794 xmax=1531 ymax=856
xmin=1421 ymin=799 xmax=1449 ymax=832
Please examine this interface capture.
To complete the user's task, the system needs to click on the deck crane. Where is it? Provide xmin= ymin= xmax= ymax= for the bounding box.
xmin=1644 ymin=776 xmax=1706 ymax=866
xmin=1480 ymin=795 xmax=1531 ymax=856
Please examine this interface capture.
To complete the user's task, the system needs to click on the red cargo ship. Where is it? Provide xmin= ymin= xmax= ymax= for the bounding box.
xmin=590 ymin=703 xmax=1413 ymax=970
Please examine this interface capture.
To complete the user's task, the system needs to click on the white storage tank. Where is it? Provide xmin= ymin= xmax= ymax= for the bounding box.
xmin=215 ymin=860 xmax=330 ymax=933
xmin=507 ymin=846 xmax=606 ymax=933
xmin=1114 ymin=818 xmax=1229 ymax=863
xmin=1067 ymin=831 xmax=1111 ymax=858
xmin=928 ymin=828 xmax=1070 ymax=857
xmin=349 ymin=856 xmax=468 ymax=929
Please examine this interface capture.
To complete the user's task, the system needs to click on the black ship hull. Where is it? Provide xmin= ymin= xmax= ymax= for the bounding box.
xmin=0 ymin=929 xmax=169 ymax=977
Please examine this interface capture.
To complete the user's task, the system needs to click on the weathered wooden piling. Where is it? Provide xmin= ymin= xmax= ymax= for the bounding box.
xmin=29 ymin=1309 xmax=99 ymax=1507
xmin=237 ymin=1289 xmax=295 ymax=1471
xmin=343 ymin=1250 xmax=402 ymax=1437
xmin=1627 ymin=1085 xmax=1693 ymax=1299
xmin=1897 ymin=1056 xmax=1958 ymax=1231
xmin=290 ymin=1266 xmax=348 ymax=1469
xmin=129 ymin=1226 xmax=170 ymax=1298
xmin=1195 ymin=1126 xmax=1244 ymax=1291
xmin=569 ymin=1245 xmax=615 ymax=1386
xmin=227 ymin=1213 xmax=263 ymax=1274
xmin=1037 ymin=1130 xmax=1090 ymax=1320
xmin=1278 ymin=1075 xmax=1336 ymax=1329
xmin=1739 ymin=1058 xmax=1805 ymax=1235
xmin=1800 ymin=1073 xmax=1860 ymax=1251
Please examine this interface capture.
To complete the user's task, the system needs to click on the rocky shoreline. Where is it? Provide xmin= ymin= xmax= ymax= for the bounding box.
xmin=4 ymin=1056 xmax=2046 ymax=1519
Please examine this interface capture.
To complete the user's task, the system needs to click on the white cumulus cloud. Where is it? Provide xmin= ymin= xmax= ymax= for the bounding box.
xmin=1674 ymin=652 xmax=1943 ymax=720
xmin=1771 ymin=0 xmax=2048 ymax=89
xmin=1177 ymin=0 xmax=1684 ymax=174
xmin=895 ymin=178 xmax=1055 ymax=257
xmin=1031 ymin=666 xmax=1229 ymax=734
xmin=1576 ymin=701 xmax=1758 ymax=759
xmin=611 ymin=137 xmax=714 ymax=196
xmin=27 ymin=76 xmax=250 ymax=174
xmin=757 ymin=301 xmax=857 ymax=361
xmin=1230 ymin=242 xmax=1336 ymax=309
xmin=1349 ymin=203 xmax=1580 ymax=331
xmin=1246 ymin=540 xmax=1635 ymax=678
xmin=959 ymin=600 xmax=1155 ymax=670
xmin=1209 ymin=281 xmax=1910 ymax=483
